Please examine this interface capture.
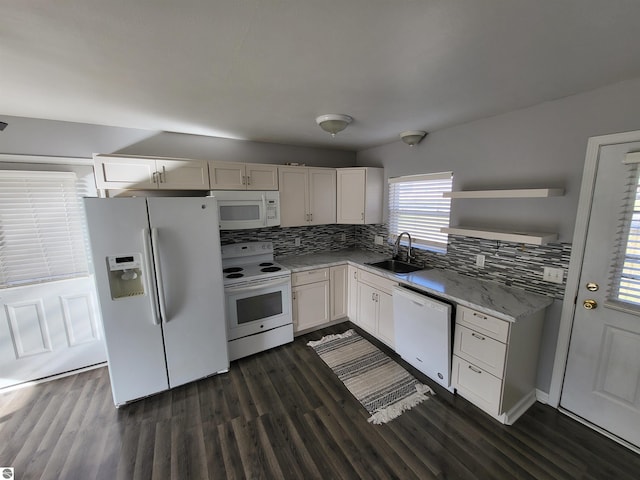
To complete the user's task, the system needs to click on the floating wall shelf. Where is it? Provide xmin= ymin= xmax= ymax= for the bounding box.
xmin=441 ymin=226 xmax=558 ymax=245
xmin=444 ymin=188 xmax=564 ymax=199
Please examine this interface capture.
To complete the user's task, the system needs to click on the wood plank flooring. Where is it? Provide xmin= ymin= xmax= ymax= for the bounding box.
xmin=1 ymin=322 xmax=639 ymax=479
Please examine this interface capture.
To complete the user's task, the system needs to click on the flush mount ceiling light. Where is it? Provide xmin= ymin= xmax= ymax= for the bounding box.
xmin=400 ymin=130 xmax=427 ymax=146
xmin=316 ymin=114 xmax=353 ymax=137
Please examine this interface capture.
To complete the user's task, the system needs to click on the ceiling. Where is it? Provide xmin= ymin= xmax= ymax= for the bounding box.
xmin=2 ymin=1 xmax=640 ymax=151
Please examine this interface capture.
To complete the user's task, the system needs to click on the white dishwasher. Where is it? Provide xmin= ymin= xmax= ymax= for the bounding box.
xmin=393 ymin=286 xmax=454 ymax=392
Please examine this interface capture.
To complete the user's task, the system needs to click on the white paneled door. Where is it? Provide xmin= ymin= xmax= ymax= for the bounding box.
xmin=0 ymin=276 xmax=106 ymax=389
xmin=561 ymin=140 xmax=640 ymax=448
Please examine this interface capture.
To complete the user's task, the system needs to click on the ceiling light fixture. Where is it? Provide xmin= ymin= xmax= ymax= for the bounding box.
xmin=316 ymin=114 xmax=353 ymax=137
xmin=400 ymin=130 xmax=427 ymax=146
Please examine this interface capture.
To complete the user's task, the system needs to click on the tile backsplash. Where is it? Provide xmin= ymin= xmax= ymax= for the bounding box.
xmin=356 ymin=224 xmax=570 ymax=300
xmin=220 ymin=224 xmax=357 ymax=257
xmin=220 ymin=223 xmax=570 ymax=300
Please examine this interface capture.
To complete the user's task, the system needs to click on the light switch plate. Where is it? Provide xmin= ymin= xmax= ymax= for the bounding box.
xmin=543 ymin=266 xmax=564 ymax=284
xmin=374 ymin=235 xmax=384 ymax=245
xmin=476 ymin=254 xmax=485 ymax=268
xmin=294 ymin=237 xmax=301 ymax=247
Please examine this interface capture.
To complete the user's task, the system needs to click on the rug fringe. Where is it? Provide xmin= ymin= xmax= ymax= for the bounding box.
xmin=367 ymin=384 xmax=434 ymax=425
xmin=307 ymin=329 xmax=355 ymax=347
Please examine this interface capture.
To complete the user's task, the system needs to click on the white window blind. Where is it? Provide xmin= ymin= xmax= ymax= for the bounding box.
xmin=0 ymin=171 xmax=90 ymax=288
xmin=608 ymin=162 xmax=640 ymax=308
xmin=388 ymin=172 xmax=453 ymax=253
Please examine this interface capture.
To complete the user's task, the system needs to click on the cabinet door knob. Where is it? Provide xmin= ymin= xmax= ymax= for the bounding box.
xmin=583 ymin=299 xmax=598 ymax=310
xmin=152 ymin=171 xmax=158 ymax=184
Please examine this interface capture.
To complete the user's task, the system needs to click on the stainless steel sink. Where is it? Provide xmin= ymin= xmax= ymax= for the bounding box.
xmin=367 ymin=259 xmax=427 ymax=274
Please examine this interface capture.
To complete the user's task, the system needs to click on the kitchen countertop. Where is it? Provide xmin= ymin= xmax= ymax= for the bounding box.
xmin=277 ymin=248 xmax=553 ymax=322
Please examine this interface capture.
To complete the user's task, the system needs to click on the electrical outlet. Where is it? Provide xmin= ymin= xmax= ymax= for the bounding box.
xmin=374 ymin=235 xmax=384 ymax=245
xmin=543 ymin=266 xmax=564 ymax=284
xmin=340 ymin=233 xmax=346 ymax=242
xmin=294 ymin=237 xmax=301 ymax=247
xmin=476 ymin=254 xmax=485 ymax=268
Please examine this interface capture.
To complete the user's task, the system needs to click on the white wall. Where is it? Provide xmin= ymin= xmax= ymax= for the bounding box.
xmin=0 ymin=116 xmax=356 ymax=167
xmin=357 ymin=76 xmax=640 ymax=393
xmin=357 ymin=77 xmax=640 ymax=242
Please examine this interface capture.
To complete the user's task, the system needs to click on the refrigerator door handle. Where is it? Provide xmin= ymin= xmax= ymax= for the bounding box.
xmin=142 ymin=228 xmax=161 ymax=325
xmin=150 ymin=228 xmax=169 ymax=323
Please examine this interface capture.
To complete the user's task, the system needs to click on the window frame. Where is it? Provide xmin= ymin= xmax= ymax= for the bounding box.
xmin=387 ymin=171 xmax=453 ymax=254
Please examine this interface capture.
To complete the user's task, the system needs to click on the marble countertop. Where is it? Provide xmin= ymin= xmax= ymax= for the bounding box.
xmin=277 ymin=248 xmax=553 ymax=322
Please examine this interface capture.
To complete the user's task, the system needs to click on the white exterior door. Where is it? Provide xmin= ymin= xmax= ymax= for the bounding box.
xmin=0 ymin=276 xmax=105 ymax=389
xmin=560 ymin=140 xmax=640 ymax=448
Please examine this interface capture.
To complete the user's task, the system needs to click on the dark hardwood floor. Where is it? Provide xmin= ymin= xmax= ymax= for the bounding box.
xmin=1 ymin=322 xmax=639 ymax=479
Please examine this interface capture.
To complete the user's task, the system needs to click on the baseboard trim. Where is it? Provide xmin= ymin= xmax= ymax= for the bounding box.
xmin=536 ymin=389 xmax=550 ymax=405
xmin=501 ymin=390 xmax=537 ymax=425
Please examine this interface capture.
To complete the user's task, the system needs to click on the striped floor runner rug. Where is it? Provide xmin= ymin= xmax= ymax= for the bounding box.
xmin=308 ymin=329 xmax=433 ymax=425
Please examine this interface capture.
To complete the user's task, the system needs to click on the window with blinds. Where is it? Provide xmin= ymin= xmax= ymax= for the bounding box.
xmin=0 ymin=170 xmax=90 ymax=288
xmin=608 ymin=159 xmax=640 ymax=308
xmin=388 ymin=172 xmax=453 ymax=253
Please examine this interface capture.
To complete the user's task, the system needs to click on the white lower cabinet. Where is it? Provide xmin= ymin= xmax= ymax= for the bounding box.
xmin=451 ymin=305 xmax=544 ymax=424
xmin=347 ymin=265 xmax=359 ymax=321
xmin=355 ymin=269 xmax=398 ymax=348
xmin=330 ymin=265 xmax=348 ymax=320
xmin=292 ymin=268 xmax=330 ymax=333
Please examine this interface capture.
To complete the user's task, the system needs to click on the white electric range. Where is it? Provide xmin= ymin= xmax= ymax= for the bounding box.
xmin=221 ymin=242 xmax=293 ymax=361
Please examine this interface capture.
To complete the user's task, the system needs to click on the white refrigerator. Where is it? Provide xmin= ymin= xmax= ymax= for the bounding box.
xmin=84 ymin=197 xmax=229 ymax=406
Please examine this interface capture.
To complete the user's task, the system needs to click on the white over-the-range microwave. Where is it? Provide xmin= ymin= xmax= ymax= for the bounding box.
xmin=208 ymin=190 xmax=280 ymax=230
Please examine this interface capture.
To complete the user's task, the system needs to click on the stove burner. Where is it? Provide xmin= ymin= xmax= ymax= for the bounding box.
xmin=226 ymin=273 xmax=244 ymax=279
xmin=223 ymin=267 xmax=243 ymax=273
xmin=259 ymin=262 xmax=274 ymax=267
xmin=260 ymin=266 xmax=281 ymax=273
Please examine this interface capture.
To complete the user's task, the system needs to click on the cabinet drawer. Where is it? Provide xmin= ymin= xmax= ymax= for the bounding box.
xmin=453 ymin=325 xmax=506 ymax=378
xmin=292 ymin=268 xmax=330 ymax=286
xmin=452 ymin=355 xmax=502 ymax=416
xmin=456 ymin=305 xmax=510 ymax=343
xmin=358 ymin=269 xmax=397 ymax=294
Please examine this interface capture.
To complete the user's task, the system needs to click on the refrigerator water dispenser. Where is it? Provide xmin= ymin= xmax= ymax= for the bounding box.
xmin=107 ymin=253 xmax=145 ymax=299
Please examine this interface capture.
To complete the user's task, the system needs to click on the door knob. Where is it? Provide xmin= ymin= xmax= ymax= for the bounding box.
xmin=583 ymin=299 xmax=598 ymax=310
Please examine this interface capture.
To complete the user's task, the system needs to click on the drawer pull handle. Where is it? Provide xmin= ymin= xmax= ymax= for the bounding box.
xmin=468 ymin=365 xmax=482 ymax=374
xmin=472 ymin=312 xmax=487 ymax=320
xmin=471 ymin=332 xmax=486 ymax=341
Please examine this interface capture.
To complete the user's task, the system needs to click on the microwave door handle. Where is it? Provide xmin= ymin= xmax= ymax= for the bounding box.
xmin=142 ymin=229 xmax=161 ymax=325
xmin=262 ymin=194 xmax=267 ymax=227
xmin=150 ymin=227 xmax=169 ymax=323
xmin=224 ymin=277 xmax=291 ymax=293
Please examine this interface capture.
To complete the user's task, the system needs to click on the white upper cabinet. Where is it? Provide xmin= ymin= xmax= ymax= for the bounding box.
xmin=209 ymin=161 xmax=278 ymax=190
xmin=279 ymin=166 xmax=336 ymax=227
xmin=336 ymin=167 xmax=383 ymax=224
xmin=94 ymin=154 xmax=208 ymax=191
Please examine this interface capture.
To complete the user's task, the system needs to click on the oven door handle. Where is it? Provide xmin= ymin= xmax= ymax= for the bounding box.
xmin=224 ymin=277 xmax=291 ymax=293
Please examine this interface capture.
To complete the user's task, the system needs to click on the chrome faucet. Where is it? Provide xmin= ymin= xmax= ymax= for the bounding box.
xmin=393 ymin=231 xmax=414 ymax=263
